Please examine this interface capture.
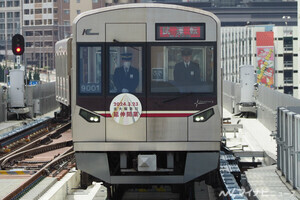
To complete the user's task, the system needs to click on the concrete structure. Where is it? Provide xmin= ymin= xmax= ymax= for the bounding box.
xmin=222 ymin=25 xmax=299 ymax=97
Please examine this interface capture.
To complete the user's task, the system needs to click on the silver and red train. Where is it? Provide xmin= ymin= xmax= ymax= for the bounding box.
xmin=55 ymin=3 xmax=222 ymax=188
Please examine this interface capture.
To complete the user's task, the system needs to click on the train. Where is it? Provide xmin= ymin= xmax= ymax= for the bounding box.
xmin=55 ymin=3 xmax=222 ymax=198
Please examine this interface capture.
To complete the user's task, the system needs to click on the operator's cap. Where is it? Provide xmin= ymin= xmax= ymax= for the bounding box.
xmin=182 ymin=48 xmax=192 ymax=56
xmin=121 ymin=53 xmax=132 ymax=61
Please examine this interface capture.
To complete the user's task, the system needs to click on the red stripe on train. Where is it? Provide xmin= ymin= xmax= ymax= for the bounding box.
xmin=99 ymin=113 xmax=193 ymax=117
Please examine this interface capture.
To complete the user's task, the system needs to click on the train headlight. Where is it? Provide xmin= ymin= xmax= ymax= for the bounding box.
xmin=79 ymin=109 xmax=100 ymax=123
xmin=193 ymin=108 xmax=214 ymax=122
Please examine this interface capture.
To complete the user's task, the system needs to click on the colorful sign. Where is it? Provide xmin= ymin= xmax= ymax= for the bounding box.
xmin=110 ymin=93 xmax=142 ymax=125
xmin=256 ymin=32 xmax=274 ymax=88
xmin=156 ymin=24 xmax=205 ymax=40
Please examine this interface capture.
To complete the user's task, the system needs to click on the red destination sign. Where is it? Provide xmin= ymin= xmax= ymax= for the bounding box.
xmin=156 ymin=24 xmax=205 ymax=40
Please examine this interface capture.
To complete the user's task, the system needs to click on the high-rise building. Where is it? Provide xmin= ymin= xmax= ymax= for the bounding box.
xmin=23 ymin=0 xmax=72 ymax=70
xmin=0 ymin=0 xmax=21 ymax=62
xmin=222 ymin=25 xmax=298 ymax=97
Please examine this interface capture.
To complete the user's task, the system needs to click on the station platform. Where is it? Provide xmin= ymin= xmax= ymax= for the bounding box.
xmin=223 ymin=109 xmax=300 ymax=200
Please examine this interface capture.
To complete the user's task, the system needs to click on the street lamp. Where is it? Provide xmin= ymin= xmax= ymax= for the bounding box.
xmin=282 ymin=15 xmax=291 ymax=26
xmin=282 ymin=16 xmax=291 ymax=36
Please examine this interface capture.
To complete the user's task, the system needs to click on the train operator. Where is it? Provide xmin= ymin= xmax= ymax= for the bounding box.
xmin=174 ymin=48 xmax=200 ymax=85
xmin=113 ymin=53 xmax=139 ymax=93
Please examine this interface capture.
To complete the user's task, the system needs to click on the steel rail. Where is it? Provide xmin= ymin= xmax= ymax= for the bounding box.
xmin=3 ymin=149 xmax=75 ymax=200
xmin=0 ymin=122 xmax=71 ymax=166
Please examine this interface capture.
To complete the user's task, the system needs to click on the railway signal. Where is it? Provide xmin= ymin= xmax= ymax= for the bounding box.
xmin=12 ymin=34 xmax=25 ymax=55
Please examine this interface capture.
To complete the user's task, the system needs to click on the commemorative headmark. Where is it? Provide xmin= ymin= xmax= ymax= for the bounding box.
xmin=110 ymin=93 xmax=142 ymax=125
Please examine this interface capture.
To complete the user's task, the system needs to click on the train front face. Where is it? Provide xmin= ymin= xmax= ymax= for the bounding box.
xmin=72 ymin=4 xmax=221 ymax=185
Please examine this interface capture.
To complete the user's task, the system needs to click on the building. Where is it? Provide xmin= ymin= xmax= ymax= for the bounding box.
xmin=23 ymin=0 xmax=69 ymax=69
xmin=22 ymin=0 xmax=106 ymax=70
xmin=0 ymin=0 xmax=21 ymax=63
xmin=222 ymin=25 xmax=298 ymax=97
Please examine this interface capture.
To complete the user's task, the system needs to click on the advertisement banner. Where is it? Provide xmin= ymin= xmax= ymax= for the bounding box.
xmin=256 ymin=47 xmax=274 ymax=88
xmin=256 ymin=32 xmax=274 ymax=88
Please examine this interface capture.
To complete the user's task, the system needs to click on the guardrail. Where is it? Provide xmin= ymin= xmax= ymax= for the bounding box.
xmin=277 ymin=107 xmax=300 ymax=190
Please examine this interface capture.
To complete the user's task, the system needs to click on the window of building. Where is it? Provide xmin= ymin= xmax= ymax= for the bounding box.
xmin=35 ymin=0 xmax=42 ymax=3
xmin=31 ymin=20 xmax=34 ymax=25
xmin=44 ymin=19 xmax=47 ymax=25
xmin=35 ymin=31 xmax=43 ymax=36
xmin=25 ymin=31 xmax=33 ymax=36
xmin=283 ymin=37 xmax=293 ymax=51
xmin=43 ymin=8 xmax=47 ymax=13
xmin=35 ymin=20 xmax=42 ymax=25
xmin=14 ymin=22 xmax=19 ymax=29
xmin=24 ymin=9 xmax=30 ymax=14
xmin=64 ymin=21 xmax=70 ymax=26
xmin=284 ymin=86 xmax=293 ymax=95
xmin=0 ymin=34 xmax=5 ymax=40
xmin=7 ymin=23 xmax=13 ymax=29
xmin=7 ymin=12 xmax=13 ymax=18
xmin=31 ymin=9 xmax=33 ymax=14
xmin=0 ymin=13 xmax=4 ymax=18
xmin=0 ymin=2 xmax=4 ymax=7
xmin=0 ymin=24 xmax=5 ymax=29
xmin=35 ymin=9 xmax=42 ymax=14
xmin=45 ymin=42 xmax=52 ymax=47
xmin=14 ymin=0 xmax=20 ymax=6
xmin=284 ymin=70 xmax=293 ymax=84
xmin=53 ymin=8 xmax=58 ymax=14
xmin=64 ymin=9 xmax=69 ymax=14
xmin=48 ymin=8 xmax=52 ymax=13
xmin=283 ymin=53 xmax=293 ymax=68
xmin=54 ymin=19 xmax=58 ymax=25
xmin=48 ymin=19 xmax=52 ymax=25
xmin=7 ymin=1 xmax=13 ymax=7
xmin=14 ymin=12 xmax=20 ymax=18
xmin=44 ymin=30 xmax=52 ymax=36
xmin=24 ymin=20 xmax=29 ymax=25
xmin=26 ymin=42 xmax=33 ymax=47
xmin=35 ymin=42 xmax=43 ymax=47
xmin=24 ymin=0 xmax=29 ymax=3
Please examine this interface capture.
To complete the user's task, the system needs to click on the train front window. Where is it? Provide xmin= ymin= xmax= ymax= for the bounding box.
xmin=109 ymin=46 xmax=143 ymax=94
xmin=150 ymin=45 xmax=214 ymax=93
xmin=79 ymin=46 xmax=102 ymax=94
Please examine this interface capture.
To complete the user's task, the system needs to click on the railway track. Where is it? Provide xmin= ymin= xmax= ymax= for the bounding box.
xmin=0 ymin=119 xmax=74 ymax=200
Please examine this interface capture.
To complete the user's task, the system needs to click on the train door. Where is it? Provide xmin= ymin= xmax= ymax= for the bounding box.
xmin=105 ymin=23 xmax=147 ymax=142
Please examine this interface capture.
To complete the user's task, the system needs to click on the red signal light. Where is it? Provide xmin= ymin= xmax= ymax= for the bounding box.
xmin=16 ymin=47 xmax=21 ymax=53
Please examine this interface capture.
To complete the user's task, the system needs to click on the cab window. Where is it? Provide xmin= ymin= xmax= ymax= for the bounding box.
xmin=150 ymin=45 xmax=214 ymax=93
xmin=108 ymin=45 xmax=143 ymax=94
xmin=78 ymin=46 xmax=102 ymax=94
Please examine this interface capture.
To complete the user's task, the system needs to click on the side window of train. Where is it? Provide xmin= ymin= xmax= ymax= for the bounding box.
xmin=150 ymin=45 xmax=214 ymax=93
xmin=109 ymin=46 xmax=143 ymax=94
xmin=79 ymin=46 xmax=102 ymax=94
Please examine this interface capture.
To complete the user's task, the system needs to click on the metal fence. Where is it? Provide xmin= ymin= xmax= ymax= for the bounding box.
xmin=223 ymin=80 xmax=300 ymax=131
xmin=31 ymin=82 xmax=58 ymax=116
xmin=0 ymin=87 xmax=7 ymax=122
xmin=223 ymin=80 xmax=241 ymax=114
xmin=256 ymin=86 xmax=300 ymax=131
xmin=277 ymin=107 xmax=300 ymax=190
